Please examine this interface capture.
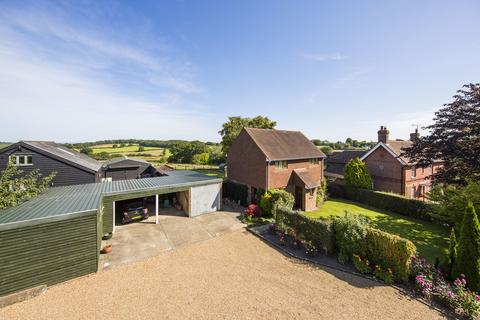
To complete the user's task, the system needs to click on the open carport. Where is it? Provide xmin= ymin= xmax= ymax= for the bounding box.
xmin=100 ymin=171 xmax=223 ymax=235
xmin=0 ymin=170 xmax=222 ymax=297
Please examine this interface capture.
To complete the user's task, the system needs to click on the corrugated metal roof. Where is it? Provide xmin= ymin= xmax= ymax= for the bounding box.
xmin=0 ymin=171 xmax=221 ymax=226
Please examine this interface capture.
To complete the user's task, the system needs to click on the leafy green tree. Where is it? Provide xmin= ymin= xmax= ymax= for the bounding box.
xmin=429 ymin=181 xmax=480 ymax=230
xmin=403 ymin=83 xmax=480 ymax=184
xmin=320 ymin=146 xmax=333 ymax=155
xmin=0 ymin=162 xmax=56 ymax=209
xmin=138 ymin=145 xmax=145 ymax=152
xmin=169 ymin=141 xmax=209 ymax=163
xmin=344 ymin=158 xmax=373 ymax=189
xmin=454 ymin=203 xmax=480 ymax=291
xmin=219 ymin=116 xmax=276 ymax=155
xmin=192 ymin=152 xmax=210 ymax=165
xmin=79 ymin=146 xmax=92 ymax=155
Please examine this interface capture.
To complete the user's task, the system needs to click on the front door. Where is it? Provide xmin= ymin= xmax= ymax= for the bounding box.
xmin=294 ymin=186 xmax=303 ymax=210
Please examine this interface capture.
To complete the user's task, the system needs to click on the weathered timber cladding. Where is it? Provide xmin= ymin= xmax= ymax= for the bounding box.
xmin=0 ymin=213 xmax=98 ymax=297
xmin=0 ymin=146 xmax=98 ymax=186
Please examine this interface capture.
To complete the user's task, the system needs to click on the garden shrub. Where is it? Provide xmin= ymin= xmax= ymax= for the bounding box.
xmin=327 ymin=183 xmax=446 ymax=225
xmin=222 ymin=180 xmax=248 ymax=206
xmin=364 ymin=227 xmax=416 ymax=283
xmin=446 ymin=228 xmax=457 ymax=277
xmin=275 ymin=206 xmax=417 ymax=283
xmin=332 ymin=212 xmax=369 ymax=264
xmin=261 ymin=189 xmax=295 ymax=217
xmin=429 ymin=181 xmax=480 ymax=231
xmin=353 ymin=254 xmax=371 ymax=275
xmin=275 ymin=207 xmax=335 ymax=255
xmin=453 ymin=203 xmax=480 ymax=291
xmin=344 ymin=157 xmax=373 ymax=189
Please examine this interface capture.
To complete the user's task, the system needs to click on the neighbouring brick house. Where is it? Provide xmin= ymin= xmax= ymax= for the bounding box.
xmin=325 ymin=126 xmax=442 ymax=200
xmin=362 ymin=126 xmax=442 ymax=199
xmin=227 ymin=128 xmax=326 ymax=211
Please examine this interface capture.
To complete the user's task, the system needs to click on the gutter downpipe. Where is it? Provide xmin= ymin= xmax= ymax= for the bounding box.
xmin=266 ymin=159 xmax=270 ymax=191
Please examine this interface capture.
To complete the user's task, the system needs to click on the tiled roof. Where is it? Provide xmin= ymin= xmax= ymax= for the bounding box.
xmin=385 ymin=140 xmax=413 ymax=163
xmin=326 ymin=150 xmax=367 ymax=164
xmin=0 ymin=171 xmax=221 ymax=228
xmin=244 ymin=128 xmax=326 ymax=161
xmin=292 ymin=169 xmax=320 ymax=189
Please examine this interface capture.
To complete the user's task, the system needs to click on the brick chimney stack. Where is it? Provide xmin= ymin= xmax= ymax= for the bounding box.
xmin=410 ymin=128 xmax=420 ymax=142
xmin=377 ymin=126 xmax=390 ymax=143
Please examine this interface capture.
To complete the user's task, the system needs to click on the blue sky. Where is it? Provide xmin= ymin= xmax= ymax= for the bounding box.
xmin=0 ymin=0 xmax=479 ymax=143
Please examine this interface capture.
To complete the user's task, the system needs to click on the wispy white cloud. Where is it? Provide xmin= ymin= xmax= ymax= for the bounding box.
xmin=299 ymin=52 xmax=347 ymax=62
xmin=0 ymin=2 xmax=219 ymax=142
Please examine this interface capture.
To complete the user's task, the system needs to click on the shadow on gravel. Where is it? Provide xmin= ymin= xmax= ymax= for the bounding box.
xmin=248 ymin=225 xmax=458 ymax=319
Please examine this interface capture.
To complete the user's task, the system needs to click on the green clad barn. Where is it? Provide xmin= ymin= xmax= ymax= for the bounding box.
xmin=0 ymin=171 xmax=222 ymax=297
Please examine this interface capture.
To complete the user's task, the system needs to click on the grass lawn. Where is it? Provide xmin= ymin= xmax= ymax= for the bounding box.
xmin=304 ymin=198 xmax=450 ymax=262
xmin=193 ymin=169 xmax=225 ymax=179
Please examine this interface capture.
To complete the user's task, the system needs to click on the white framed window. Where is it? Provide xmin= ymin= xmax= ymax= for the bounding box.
xmin=411 ymin=166 xmax=416 ymax=178
xmin=275 ymin=160 xmax=287 ymax=169
xmin=309 ymin=188 xmax=315 ymax=196
xmin=9 ymin=154 xmax=33 ymax=166
xmin=309 ymin=158 xmax=318 ymax=165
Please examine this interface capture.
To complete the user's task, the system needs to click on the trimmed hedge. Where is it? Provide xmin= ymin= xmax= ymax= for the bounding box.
xmin=275 ymin=207 xmax=335 ymax=255
xmin=223 ymin=180 xmax=249 ymax=206
xmin=260 ymin=189 xmax=295 ymax=216
xmin=328 ymin=183 xmax=448 ymax=225
xmin=275 ymin=207 xmax=417 ymax=283
xmin=364 ymin=227 xmax=416 ymax=283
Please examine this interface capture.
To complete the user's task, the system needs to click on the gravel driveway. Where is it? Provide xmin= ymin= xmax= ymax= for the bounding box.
xmin=0 ymin=230 xmax=446 ymax=320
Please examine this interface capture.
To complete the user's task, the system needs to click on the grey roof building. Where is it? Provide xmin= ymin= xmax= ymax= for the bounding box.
xmin=0 ymin=141 xmax=102 ymax=186
xmin=100 ymin=156 xmax=162 ymax=181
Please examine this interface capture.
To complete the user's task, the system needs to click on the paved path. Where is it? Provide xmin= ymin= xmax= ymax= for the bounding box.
xmin=1 ymin=229 xmax=446 ymax=320
xmin=101 ymin=210 xmax=244 ymax=270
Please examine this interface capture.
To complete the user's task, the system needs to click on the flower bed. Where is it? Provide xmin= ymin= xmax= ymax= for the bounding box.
xmin=411 ymin=256 xmax=480 ymax=318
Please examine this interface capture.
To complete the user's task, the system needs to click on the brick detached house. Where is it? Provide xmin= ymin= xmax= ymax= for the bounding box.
xmin=325 ymin=126 xmax=442 ymax=200
xmin=361 ymin=126 xmax=442 ymax=199
xmin=227 ymin=128 xmax=326 ymax=211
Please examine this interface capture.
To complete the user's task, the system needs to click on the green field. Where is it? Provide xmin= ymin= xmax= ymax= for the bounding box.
xmin=305 ymin=198 xmax=450 ymax=262
xmin=76 ymin=144 xmax=171 ymax=165
xmin=0 ymin=143 xmax=9 ymax=150
xmin=81 ymin=144 xmax=223 ymax=177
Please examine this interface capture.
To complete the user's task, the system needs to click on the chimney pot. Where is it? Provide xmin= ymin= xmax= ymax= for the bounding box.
xmin=377 ymin=125 xmax=390 ymax=143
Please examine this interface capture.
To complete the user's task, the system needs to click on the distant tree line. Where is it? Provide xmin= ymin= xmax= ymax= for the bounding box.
xmin=64 ymin=139 xmax=219 ymax=149
xmin=311 ymin=139 xmax=376 ymax=155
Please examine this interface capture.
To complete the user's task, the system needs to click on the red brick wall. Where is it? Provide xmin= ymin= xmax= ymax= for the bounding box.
xmin=268 ymin=159 xmax=323 ymax=189
xmin=226 ymin=130 xmax=267 ymax=189
xmin=363 ymin=147 xmax=403 ymax=195
xmin=304 ymin=188 xmax=318 ymax=211
xmin=403 ymin=163 xmax=442 ymax=199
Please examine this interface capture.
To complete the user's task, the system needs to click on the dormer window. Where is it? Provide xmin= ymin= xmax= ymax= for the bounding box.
xmin=9 ymin=154 xmax=33 ymax=166
xmin=275 ymin=161 xmax=287 ymax=169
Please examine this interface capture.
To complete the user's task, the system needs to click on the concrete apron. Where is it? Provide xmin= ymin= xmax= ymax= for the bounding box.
xmin=99 ymin=211 xmax=244 ymax=271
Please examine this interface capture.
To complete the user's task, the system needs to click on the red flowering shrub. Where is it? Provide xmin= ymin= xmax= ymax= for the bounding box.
xmin=245 ymin=204 xmax=261 ymax=217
